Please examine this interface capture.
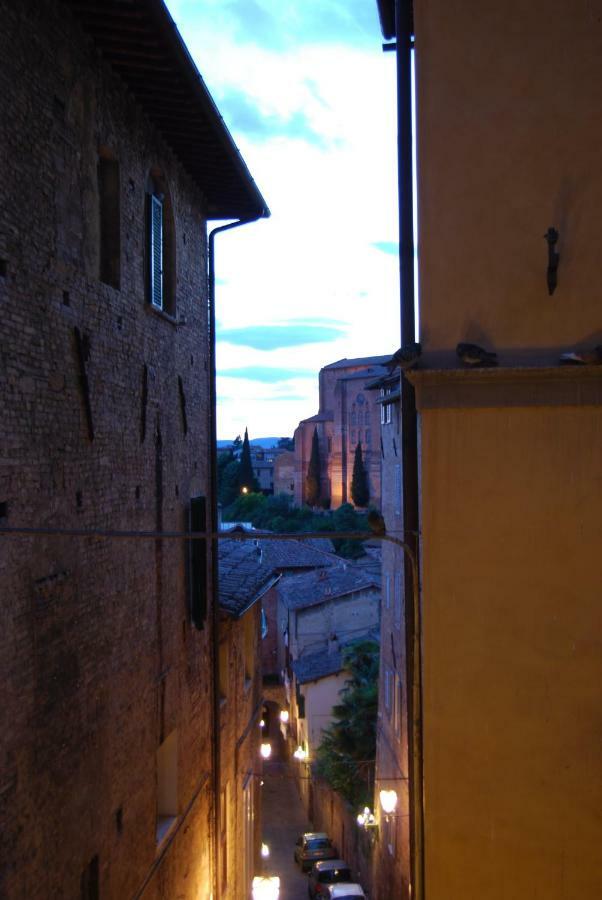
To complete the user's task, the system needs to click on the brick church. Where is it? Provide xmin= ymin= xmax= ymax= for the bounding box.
xmin=293 ymin=355 xmax=391 ymax=509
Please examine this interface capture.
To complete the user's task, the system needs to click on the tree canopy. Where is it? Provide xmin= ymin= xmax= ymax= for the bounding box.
xmin=315 ymin=639 xmax=380 ymax=809
xmin=238 ymin=427 xmax=259 ymax=493
xmin=305 ymin=427 xmax=321 ymax=507
xmin=351 ymin=441 xmax=369 ymax=508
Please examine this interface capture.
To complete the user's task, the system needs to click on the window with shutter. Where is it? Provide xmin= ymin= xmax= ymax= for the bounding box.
xmin=149 ymin=194 xmax=163 ymax=309
xmin=188 ymin=496 xmax=207 ymax=629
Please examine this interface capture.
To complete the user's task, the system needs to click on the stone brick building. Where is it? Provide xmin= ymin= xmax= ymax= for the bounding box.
xmin=0 ymin=1 xmax=266 ymax=898
xmin=293 ymin=356 xmax=391 ymax=509
xmin=217 ymin=539 xmax=280 ymax=900
xmin=366 ymin=368 xmax=409 ymax=898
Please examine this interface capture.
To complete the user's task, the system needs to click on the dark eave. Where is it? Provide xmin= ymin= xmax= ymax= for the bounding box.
xmin=64 ymin=0 xmax=269 ymax=220
xmin=375 ymin=0 xmax=414 ymax=41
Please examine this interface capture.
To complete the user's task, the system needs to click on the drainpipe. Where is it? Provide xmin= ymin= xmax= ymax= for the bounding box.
xmin=207 ymin=211 xmax=268 ymax=900
xmin=393 ymin=1 xmax=424 ymax=898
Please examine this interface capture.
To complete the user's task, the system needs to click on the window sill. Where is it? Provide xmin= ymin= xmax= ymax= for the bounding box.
xmin=156 ymin=815 xmax=178 ymax=847
xmin=146 ymin=303 xmax=179 ymax=327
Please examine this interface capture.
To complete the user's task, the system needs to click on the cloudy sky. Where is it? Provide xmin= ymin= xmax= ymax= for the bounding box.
xmin=165 ymin=0 xmax=400 ymax=440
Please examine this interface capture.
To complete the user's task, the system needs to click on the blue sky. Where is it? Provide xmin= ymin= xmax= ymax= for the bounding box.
xmin=165 ymin=0 xmax=400 ymax=439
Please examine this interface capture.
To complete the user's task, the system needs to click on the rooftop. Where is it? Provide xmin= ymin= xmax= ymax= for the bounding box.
xmin=291 ymin=648 xmax=345 ymax=684
xmin=278 ymin=566 xmax=380 ymax=611
xmin=322 ymin=355 xmax=392 ymax=371
xmin=218 ymin=540 xmax=278 ymax=618
xmin=260 ymin=537 xmax=340 ymax=571
xmin=65 ymin=0 xmax=268 ymax=220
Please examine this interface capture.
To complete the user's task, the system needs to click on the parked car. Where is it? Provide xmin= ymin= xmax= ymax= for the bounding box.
xmin=325 ymin=885 xmax=366 ymax=899
xmin=294 ymin=833 xmax=338 ymax=872
xmin=308 ymin=859 xmax=353 ymax=898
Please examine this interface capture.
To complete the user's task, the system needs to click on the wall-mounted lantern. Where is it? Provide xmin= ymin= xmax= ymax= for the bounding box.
xmin=260 ymin=743 xmax=272 ymax=759
xmin=379 ymin=789 xmax=398 ymax=815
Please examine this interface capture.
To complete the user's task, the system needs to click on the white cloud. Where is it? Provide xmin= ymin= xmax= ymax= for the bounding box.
xmin=166 ymin=3 xmax=400 ymax=439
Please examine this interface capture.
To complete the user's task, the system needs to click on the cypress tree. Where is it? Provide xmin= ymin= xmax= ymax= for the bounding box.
xmin=238 ymin=427 xmax=258 ymax=493
xmin=351 ymin=441 xmax=369 ymax=507
xmin=305 ymin=427 xmax=321 ymax=507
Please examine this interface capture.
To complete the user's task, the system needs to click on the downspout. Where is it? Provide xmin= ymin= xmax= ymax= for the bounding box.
xmin=207 ymin=211 xmax=268 ymax=900
xmin=393 ymin=1 xmax=425 ymax=898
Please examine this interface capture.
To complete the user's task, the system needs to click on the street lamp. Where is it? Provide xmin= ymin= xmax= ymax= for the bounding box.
xmin=252 ymin=876 xmax=280 ymax=900
xmin=379 ymin=789 xmax=398 ymax=815
xmin=260 ymin=742 xmax=272 ymax=759
xmin=261 ymin=843 xmax=270 ymax=859
xmin=279 ymin=709 xmax=289 ymax=724
xmin=293 ymin=745 xmax=307 ymax=761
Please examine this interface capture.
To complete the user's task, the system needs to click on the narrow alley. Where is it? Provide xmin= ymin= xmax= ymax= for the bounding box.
xmin=260 ymin=715 xmax=313 ymax=900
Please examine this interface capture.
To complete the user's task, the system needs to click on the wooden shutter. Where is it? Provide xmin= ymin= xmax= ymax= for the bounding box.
xmin=189 ymin=496 xmax=207 ymax=629
xmin=149 ymin=194 xmax=163 ymax=309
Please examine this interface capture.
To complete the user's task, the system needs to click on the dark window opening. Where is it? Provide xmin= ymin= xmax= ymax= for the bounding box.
xmin=98 ymin=155 xmax=120 ymax=289
xmin=0 ymin=259 xmax=7 ymax=277
xmin=0 ymin=501 xmax=7 ymax=519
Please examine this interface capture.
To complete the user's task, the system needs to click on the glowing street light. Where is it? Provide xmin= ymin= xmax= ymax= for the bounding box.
xmin=252 ymin=876 xmax=280 ymax=900
xmin=261 ymin=842 xmax=270 ymax=858
xmin=260 ymin=742 xmax=272 ymax=759
xmin=293 ymin=745 xmax=307 ymax=761
xmin=279 ymin=709 xmax=289 ymax=724
xmin=241 ymin=486 xmax=249 ymax=494
xmin=259 ymin=719 xmax=265 ymax=728
xmin=379 ymin=789 xmax=398 ymax=815
xmin=357 ymin=807 xmax=376 ymax=828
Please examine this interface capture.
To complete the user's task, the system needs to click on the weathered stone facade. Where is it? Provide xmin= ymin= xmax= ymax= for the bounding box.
xmin=367 ymin=373 xmax=410 ymax=900
xmin=0 ymin=2 xmax=264 ymax=897
xmin=293 ymin=356 xmax=390 ymax=509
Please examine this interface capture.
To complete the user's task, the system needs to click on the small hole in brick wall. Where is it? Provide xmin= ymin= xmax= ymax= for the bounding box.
xmin=0 ymin=259 xmax=7 ymax=277
xmin=76 ymin=491 xmax=82 ymax=509
xmin=115 ymin=807 xmax=123 ymax=834
xmin=135 ymin=485 xmax=140 ymax=500
xmin=0 ymin=501 xmax=8 ymax=519
xmin=190 ymin=355 xmax=194 ymax=367
xmin=117 ymin=316 xmax=123 ymax=330
xmin=175 ymin=484 xmax=179 ymax=497
xmin=62 ymin=290 xmax=70 ymax=306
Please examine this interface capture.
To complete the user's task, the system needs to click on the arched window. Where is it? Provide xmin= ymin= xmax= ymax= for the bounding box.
xmin=146 ymin=170 xmax=176 ymax=316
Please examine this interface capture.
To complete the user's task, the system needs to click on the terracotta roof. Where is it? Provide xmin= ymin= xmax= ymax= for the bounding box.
xmin=260 ymin=538 xmax=340 ymax=571
xmin=291 ymin=648 xmax=345 ymax=684
xmin=64 ymin=0 xmax=268 ymax=220
xmin=218 ymin=540 xmax=278 ymax=618
xmin=278 ymin=567 xmax=380 ymax=611
xmin=322 ymin=355 xmax=392 ymax=371
xmin=292 ymin=634 xmax=380 ymax=684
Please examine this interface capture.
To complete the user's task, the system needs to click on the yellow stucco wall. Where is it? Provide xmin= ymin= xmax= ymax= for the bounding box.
xmin=414 ymin=0 xmax=602 ymax=358
xmin=418 ymin=400 xmax=602 ymax=898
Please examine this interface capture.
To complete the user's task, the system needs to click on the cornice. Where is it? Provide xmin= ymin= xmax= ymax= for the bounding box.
xmin=405 ymin=366 xmax=602 ymax=410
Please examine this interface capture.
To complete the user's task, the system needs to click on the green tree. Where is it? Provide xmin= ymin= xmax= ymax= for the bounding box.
xmin=238 ymin=427 xmax=258 ymax=493
xmin=305 ymin=427 xmax=321 ymax=507
xmin=315 ymin=640 xmax=380 ymax=808
xmin=277 ymin=436 xmax=294 ymax=451
xmin=351 ymin=442 xmax=369 ymax=507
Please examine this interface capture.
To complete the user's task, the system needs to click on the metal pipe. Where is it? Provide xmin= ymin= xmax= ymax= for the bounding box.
xmin=207 ymin=214 xmax=266 ymax=900
xmin=389 ymin=0 xmax=425 ymax=896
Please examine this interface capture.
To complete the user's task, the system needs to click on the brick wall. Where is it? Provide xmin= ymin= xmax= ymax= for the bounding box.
xmin=371 ymin=386 xmax=411 ymax=900
xmin=0 ymin=2 xmax=216 ymax=897
xmin=311 ymin=776 xmax=374 ymax=897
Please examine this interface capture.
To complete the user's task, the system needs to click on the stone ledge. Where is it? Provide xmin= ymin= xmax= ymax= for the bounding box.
xmin=405 ymin=366 xmax=602 ymax=410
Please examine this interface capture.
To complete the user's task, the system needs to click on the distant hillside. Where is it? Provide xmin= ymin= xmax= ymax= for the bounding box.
xmin=217 ymin=437 xmax=285 ymax=450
